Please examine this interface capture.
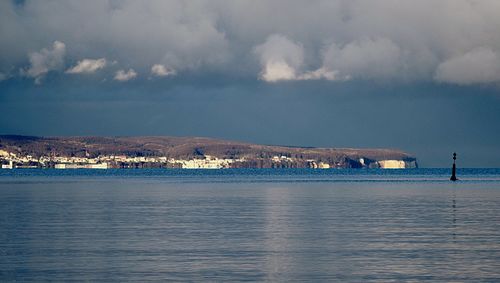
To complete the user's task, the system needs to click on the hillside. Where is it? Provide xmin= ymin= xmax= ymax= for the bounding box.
xmin=0 ymin=135 xmax=417 ymax=169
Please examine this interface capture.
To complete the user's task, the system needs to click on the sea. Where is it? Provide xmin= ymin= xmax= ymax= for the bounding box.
xmin=1 ymin=168 xmax=499 ymax=282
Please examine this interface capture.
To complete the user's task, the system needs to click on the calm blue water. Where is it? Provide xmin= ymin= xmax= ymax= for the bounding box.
xmin=1 ymin=168 xmax=500 ymax=281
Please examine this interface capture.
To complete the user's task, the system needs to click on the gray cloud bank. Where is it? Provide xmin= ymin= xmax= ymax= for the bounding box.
xmin=1 ymin=0 xmax=500 ymax=85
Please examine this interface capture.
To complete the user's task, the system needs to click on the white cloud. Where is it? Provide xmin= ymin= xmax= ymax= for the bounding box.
xmin=259 ymin=60 xmax=297 ymax=82
xmin=151 ymin=64 xmax=176 ymax=77
xmin=254 ymin=34 xmax=352 ymax=82
xmin=434 ymin=47 xmax=500 ymax=85
xmin=0 ymin=72 xmax=6 ymax=82
xmin=254 ymin=34 xmax=304 ymax=82
xmin=114 ymin=69 xmax=137 ymax=82
xmin=298 ymin=68 xmax=345 ymax=81
xmin=22 ymin=41 xmax=66 ymax=84
xmin=66 ymin=58 xmax=107 ymax=74
xmin=322 ymin=37 xmax=402 ymax=80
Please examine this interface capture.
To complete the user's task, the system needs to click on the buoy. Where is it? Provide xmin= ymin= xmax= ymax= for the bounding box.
xmin=450 ymin=152 xmax=458 ymax=181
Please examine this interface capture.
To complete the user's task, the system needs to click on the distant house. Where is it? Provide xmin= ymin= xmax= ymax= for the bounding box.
xmin=1 ymin=161 xmax=13 ymax=169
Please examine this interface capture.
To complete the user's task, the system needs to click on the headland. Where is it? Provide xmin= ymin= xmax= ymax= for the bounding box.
xmin=0 ymin=135 xmax=417 ymax=169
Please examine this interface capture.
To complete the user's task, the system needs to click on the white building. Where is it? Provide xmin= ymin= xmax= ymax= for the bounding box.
xmin=1 ymin=161 xmax=13 ymax=169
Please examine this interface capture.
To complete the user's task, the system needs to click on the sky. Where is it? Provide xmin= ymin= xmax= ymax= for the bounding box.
xmin=1 ymin=0 xmax=499 ymax=167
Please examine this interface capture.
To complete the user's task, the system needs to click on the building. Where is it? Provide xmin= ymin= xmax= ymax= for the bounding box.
xmin=1 ymin=161 xmax=13 ymax=169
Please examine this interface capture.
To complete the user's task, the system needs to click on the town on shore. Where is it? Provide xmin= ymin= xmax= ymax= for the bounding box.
xmin=0 ymin=135 xmax=417 ymax=169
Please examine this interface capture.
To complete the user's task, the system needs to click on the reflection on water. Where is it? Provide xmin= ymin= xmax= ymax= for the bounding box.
xmin=452 ymin=189 xmax=457 ymax=241
xmin=1 ymin=172 xmax=500 ymax=281
xmin=264 ymin=186 xmax=292 ymax=280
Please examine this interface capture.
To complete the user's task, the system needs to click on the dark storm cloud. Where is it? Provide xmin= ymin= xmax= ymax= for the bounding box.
xmin=1 ymin=0 xmax=500 ymax=85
